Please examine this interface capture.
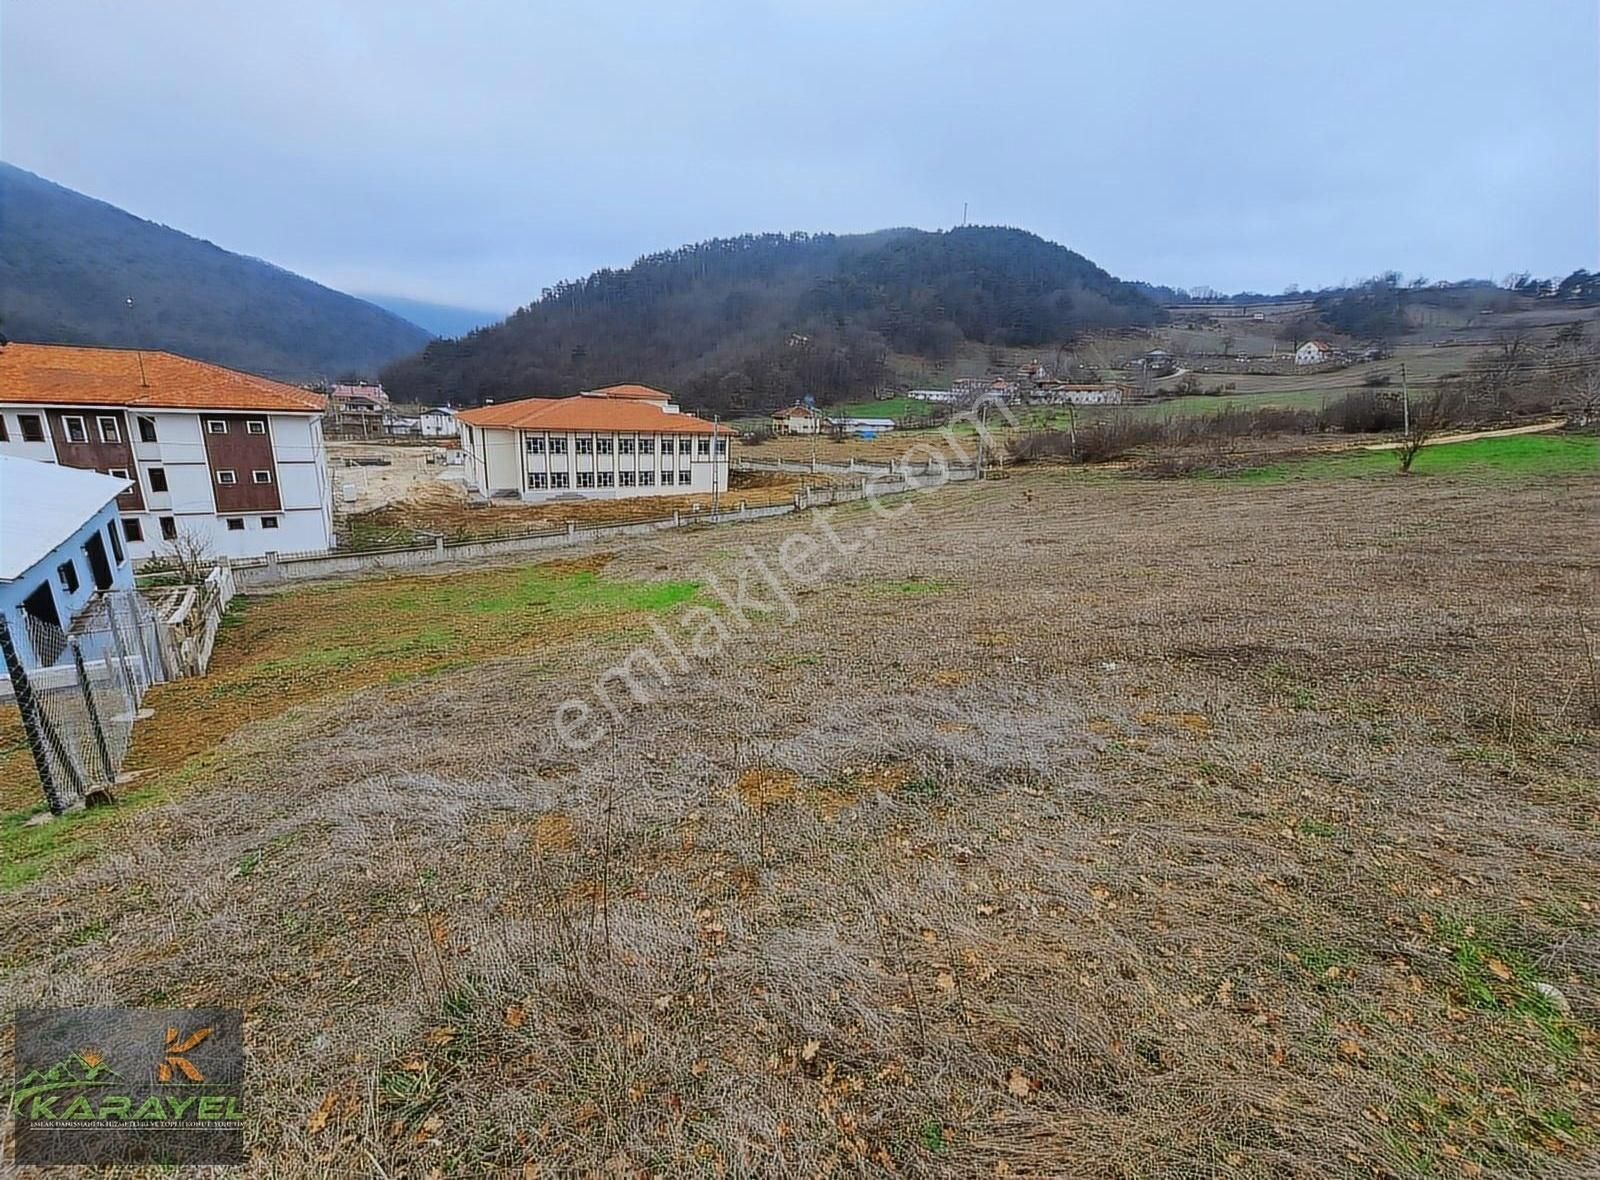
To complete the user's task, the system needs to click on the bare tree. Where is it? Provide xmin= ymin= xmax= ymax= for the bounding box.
xmin=1396 ymin=386 xmax=1466 ymax=474
xmin=159 ymin=528 xmax=216 ymax=583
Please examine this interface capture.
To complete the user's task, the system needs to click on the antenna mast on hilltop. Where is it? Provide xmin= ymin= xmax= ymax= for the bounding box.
xmin=961 ymin=202 xmax=968 ymax=227
xmin=126 ymin=297 xmax=148 ymax=386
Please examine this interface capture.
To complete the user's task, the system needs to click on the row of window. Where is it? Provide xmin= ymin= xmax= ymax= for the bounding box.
xmin=527 ymin=469 xmax=694 ymax=490
xmin=119 ymin=514 xmax=279 ymax=543
xmin=93 ymin=465 xmax=272 ymax=492
xmin=525 ymin=435 xmax=726 ymax=457
xmin=216 ymin=469 xmax=272 ymax=486
xmin=0 ymin=413 xmax=267 ymax=445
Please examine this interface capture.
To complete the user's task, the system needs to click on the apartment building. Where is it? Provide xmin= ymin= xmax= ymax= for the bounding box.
xmin=457 ymin=384 xmax=733 ymax=501
xmin=0 ymin=342 xmax=334 ymax=560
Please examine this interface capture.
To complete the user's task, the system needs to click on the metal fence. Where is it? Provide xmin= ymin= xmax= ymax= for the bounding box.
xmin=0 ymin=589 xmax=175 ymax=815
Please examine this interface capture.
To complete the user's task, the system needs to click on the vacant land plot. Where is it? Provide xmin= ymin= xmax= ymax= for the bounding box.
xmin=345 ymin=469 xmax=836 ymax=547
xmin=3 ymin=455 xmax=1597 ymax=1178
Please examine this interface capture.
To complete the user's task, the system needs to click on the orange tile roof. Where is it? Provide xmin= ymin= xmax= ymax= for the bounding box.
xmin=457 ymin=390 xmax=734 ymax=434
xmin=589 ymin=383 xmax=672 ymax=401
xmin=0 ymin=343 xmax=327 ymax=413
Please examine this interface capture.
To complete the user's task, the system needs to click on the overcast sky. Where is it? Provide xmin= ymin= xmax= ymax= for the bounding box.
xmin=3 ymin=0 xmax=1595 ymax=312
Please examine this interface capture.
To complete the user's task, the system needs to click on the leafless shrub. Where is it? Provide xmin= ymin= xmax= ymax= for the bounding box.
xmin=154 ymin=527 xmax=216 ymax=583
xmin=1396 ymin=385 xmax=1468 ymax=473
xmin=1320 ymin=390 xmax=1408 ymax=433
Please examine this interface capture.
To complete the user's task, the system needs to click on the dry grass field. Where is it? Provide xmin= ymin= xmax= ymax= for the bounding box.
xmin=3 ymin=454 xmax=1598 ymax=1177
xmin=342 ymin=470 xmax=838 ymax=548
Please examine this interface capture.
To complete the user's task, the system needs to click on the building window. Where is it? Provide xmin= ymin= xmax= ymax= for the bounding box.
xmin=639 ymin=469 xmax=655 ymax=486
xmin=525 ymin=435 xmax=545 ymax=454
xmin=137 ymin=415 xmax=158 ymax=443
xmin=0 ymin=417 xmax=8 ymax=442
xmin=576 ymin=472 xmax=595 ymax=488
xmin=696 ymin=439 xmax=711 ymax=457
xmin=638 ymin=437 xmax=654 ymax=455
xmin=217 ymin=470 xmax=237 ymax=485
xmin=618 ymin=470 xmax=635 ymax=487
xmin=160 ymin=516 xmax=178 ymax=541
xmin=246 ymin=420 xmax=267 ymax=435
xmin=97 ymin=416 xmax=121 ymax=443
xmin=678 ymin=470 xmax=693 ymax=486
xmin=550 ymin=472 xmax=569 ymax=488
xmin=148 ymin=467 xmax=169 ymax=492
xmin=715 ymin=438 xmax=727 ymax=455
xmin=528 ymin=472 xmax=548 ymax=489
xmin=207 ymin=419 xmax=228 ymax=434
xmin=226 ymin=517 xmax=245 ymax=531
xmin=121 ymin=517 xmax=142 ymax=544
xmin=58 ymin=560 xmax=80 ymax=593
xmin=63 ymin=416 xmax=88 ymax=443
xmin=618 ymin=437 xmax=635 ymax=454
xmin=19 ymin=414 xmax=44 ymax=442
xmin=597 ymin=471 xmax=614 ymax=487
xmin=252 ymin=470 xmax=273 ymax=484
xmin=548 ymin=435 xmax=568 ymax=455
xmin=678 ymin=437 xmax=693 ymax=454
xmin=574 ymin=436 xmax=593 ymax=455
xmin=261 ymin=516 xmax=279 ymax=529
xmin=108 ymin=521 xmax=126 ymax=562
xmin=596 ymin=436 xmax=613 ymax=455
xmin=108 ymin=468 xmax=130 ymax=480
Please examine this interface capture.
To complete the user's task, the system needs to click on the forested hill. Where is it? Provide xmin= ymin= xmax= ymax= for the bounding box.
xmin=380 ymin=227 xmax=1161 ymax=413
xmin=0 ymin=163 xmax=431 ymax=380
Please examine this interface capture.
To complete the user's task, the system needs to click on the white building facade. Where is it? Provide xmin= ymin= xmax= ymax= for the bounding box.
xmin=0 ymin=343 xmax=335 ymax=561
xmin=1295 ymin=341 xmax=1334 ymax=366
xmin=419 ymin=407 xmax=459 ymax=437
xmin=770 ymin=405 xmax=827 ymax=434
xmin=458 ymin=385 xmax=732 ymax=502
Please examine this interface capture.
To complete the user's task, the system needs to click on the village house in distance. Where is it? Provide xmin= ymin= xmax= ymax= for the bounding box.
xmin=457 ymin=384 xmax=733 ymax=501
xmin=0 ymin=342 xmax=334 ymax=560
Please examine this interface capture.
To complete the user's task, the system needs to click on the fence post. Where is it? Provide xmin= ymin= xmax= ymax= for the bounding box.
xmin=69 ymin=638 xmax=117 ymax=788
xmin=0 ymin=615 xmax=70 ymax=815
xmin=104 ymin=598 xmax=140 ymax=704
xmin=567 ymin=522 xmax=576 ymax=539
xmin=435 ymin=536 xmax=446 ymax=558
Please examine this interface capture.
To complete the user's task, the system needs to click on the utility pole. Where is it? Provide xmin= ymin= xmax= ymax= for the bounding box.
xmin=1400 ymin=362 xmax=1411 ymax=436
xmin=711 ymin=415 xmax=721 ymax=518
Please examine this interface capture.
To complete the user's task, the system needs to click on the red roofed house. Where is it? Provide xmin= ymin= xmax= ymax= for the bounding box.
xmin=456 ymin=384 xmax=733 ymax=500
xmin=770 ymin=404 xmax=828 ymax=435
xmin=0 ymin=342 xmax=334 ymax=560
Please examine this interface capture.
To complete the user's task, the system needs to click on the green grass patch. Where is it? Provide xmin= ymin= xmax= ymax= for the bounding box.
xmin=830 ymin=395 xmax=927 ymax=419
xmin=1224 ymin=434 xmax=1597 ymax=485
xmin=1436 ymin=916 xmax=1582 ymax=1056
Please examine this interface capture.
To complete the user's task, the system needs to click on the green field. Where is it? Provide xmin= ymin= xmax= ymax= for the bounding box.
xmin=831 ymin=394 xmax=932 ymax=419
xmin=1224 ymin=434 xmax=1597 ymax=485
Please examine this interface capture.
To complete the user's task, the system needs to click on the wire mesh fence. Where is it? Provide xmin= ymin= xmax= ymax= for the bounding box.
xmin=1 ymin=589 xmax=175 ymax=814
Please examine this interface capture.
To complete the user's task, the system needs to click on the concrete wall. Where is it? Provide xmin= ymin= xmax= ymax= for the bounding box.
xmin=733 ymin=457 xmax=980 ymax=479
xmin=232 ymin=477 xmax=925 ymax=589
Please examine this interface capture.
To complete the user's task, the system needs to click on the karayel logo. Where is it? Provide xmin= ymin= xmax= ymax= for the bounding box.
xmin=7 ymin=1008 xmax=245 ymax=1166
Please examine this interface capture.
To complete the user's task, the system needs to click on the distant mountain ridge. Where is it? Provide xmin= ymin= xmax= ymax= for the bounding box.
xmin=354 ymin=293 xmax=504 ymax=339
xmin=0 ymin=163 xmax=432 ymax=380
xmin=380 ymin=226 xmax=1162 ymax=414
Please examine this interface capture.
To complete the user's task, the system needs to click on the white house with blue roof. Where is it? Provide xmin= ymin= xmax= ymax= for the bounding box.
xmin=0 ymin=456 xmax=136 ymax=667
